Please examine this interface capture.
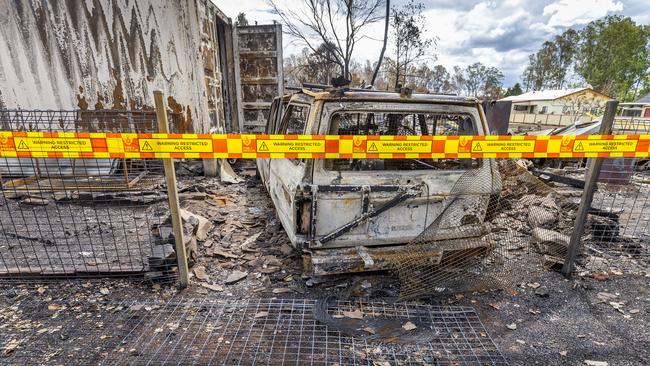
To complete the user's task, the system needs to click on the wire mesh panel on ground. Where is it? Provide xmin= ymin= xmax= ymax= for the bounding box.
xmin=394 ymin=158 xmax=584 ymax=299
xmin=578 ymin=118 xmax=650 ymax=274
xmin=0 ymin=297 xmax=509 ymax=365
xmin=0 ymin=110 xmax=177 ymax=282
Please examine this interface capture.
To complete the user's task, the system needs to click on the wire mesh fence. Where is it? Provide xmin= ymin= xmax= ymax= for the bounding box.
xmin=0 ymin=109 xmax=649 ymax=294
xmin=577 ymin=119 xmax=650 ymax=274
xmin=0 ymin=298 xmax=508 ymax=366
xmin=393 ymin=121 xmax=650 ymax=298
xmin=393 ymin=158 xmax=582 ymax=299
xmin=0 ymin=110 xmax=179 ymax=282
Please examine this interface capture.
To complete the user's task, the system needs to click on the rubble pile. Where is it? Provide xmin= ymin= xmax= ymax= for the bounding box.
xmin=485 ymin=161 xmax=579 ymax=270
xmin=494 ymin=159 xmax=650 ymax=273
xmin=149 ymin=163 xmax=305 ymax=295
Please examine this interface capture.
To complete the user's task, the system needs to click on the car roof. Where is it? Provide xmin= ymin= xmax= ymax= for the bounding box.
xmin=288 ymin=88 xmax=479 ymax=106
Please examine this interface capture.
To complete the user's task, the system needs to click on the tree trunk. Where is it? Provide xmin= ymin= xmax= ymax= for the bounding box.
xmin=394 ymin=65 xmax=400 ymax=90
xmin=370 ymin=0 xmax=390 ymax=87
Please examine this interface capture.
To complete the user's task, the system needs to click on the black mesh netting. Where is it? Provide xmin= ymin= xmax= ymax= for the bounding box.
xmin=394 ymin=159 xmax=582 ymax=299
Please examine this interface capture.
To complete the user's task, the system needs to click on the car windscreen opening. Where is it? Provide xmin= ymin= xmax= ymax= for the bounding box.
xmin=325 ymin=111 xmax=480 ymax=171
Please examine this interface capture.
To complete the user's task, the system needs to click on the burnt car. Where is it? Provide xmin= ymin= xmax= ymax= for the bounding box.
xmin=257 ymin=88 xmax=502 ymax=276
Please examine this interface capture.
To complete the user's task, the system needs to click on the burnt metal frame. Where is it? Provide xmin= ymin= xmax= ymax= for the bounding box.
xmin=562 ymin=100 xmax=618 ymax=275
xmin=299 ymin=184 xmax=423 ymax=247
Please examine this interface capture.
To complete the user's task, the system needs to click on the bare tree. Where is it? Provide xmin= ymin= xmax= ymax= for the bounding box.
xmin=562 ymin=94 xmax=603 ymax=123
xmin=370 ymin=0 xmax=390 ymax=87
xmin=284 ymin=43 xmax=343 ymax=86
xmin=268 ymin=0 xmax=385 ymax=80
xmin=451 ymin=66 xmax=466 ymax=95
xmin=385 ymin=0 xmax=435 ymax=89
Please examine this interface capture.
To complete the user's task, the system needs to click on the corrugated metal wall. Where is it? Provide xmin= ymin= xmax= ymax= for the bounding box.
xmin=0 ymin=0 xmax=226 ymax=133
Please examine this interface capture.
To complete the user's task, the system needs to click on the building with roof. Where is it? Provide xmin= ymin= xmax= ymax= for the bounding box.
xmin=500 ymin=87 xmax=613 ymax=116
xmin=620 ymin=93 xmax=650 ymax=118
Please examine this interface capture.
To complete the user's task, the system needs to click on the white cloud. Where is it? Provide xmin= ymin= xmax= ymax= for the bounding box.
xmin=544 ymin=0 xmax=624 ymax=27
xmin=213 ymin=0 xmax=277 ymax=25
xmin=214 ymin=0 xmax=648 ymax=86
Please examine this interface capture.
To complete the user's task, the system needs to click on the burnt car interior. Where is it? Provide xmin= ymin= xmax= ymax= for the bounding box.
xmin=325 ymin=112 xmax=480 ymax=171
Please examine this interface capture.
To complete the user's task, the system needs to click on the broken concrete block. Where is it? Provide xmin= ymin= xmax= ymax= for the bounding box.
xmin=220 ymin=159 xmax=244 ymax=184
xmin=533 ymin=228 xmax=569 ymax=256
xmin=148 ymin=244 xmax=176 ymax=267
xmin=201 ymin=283 xmax=224 ymax=292
xmin=240 ymin=232 xmax=262 ymax=253
xmin=21 ymin=197 xmax=49 ymax=206
xmin=158 ymin=225 xmax=174 ymax=240
xmin=225 ymin=270 xmax=248 ymax=284
xmin=192 ymin=265 xmax=209 ymax=281
xmin=528 ymin=206 xmax=557 ymax=228
xmin=208 ymin=247 xmax=239 ymax=259
xmin=180 ymin=209 xmax=213 ymax=241
xmin=53 ymin=191 xmax=79 ymax=201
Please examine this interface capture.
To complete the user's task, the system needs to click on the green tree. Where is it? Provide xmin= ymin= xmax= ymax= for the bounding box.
xmin=552 ymin=29 xmax=579 ymax=88
xmin=447 ymin=62 xmax=504 ymax=98
xmin=464 ymin=62 xmax=485 ymax=97
xmin=522 ymin=29 xmax=579 ymax=91
xmin=427 ymin=65 xmax=453 ymax=93
xmin=451 ymin=65 xmax=466 ymax=95
xmin=504 ymin=83 xmax=523 ymax=97
xmin=483 ymin=66 xmax=505 ymax=99
xmin=461 ymin=63 xmax=503 ymax=98
xmin=575 ymin=15 xmax=650 ymax=101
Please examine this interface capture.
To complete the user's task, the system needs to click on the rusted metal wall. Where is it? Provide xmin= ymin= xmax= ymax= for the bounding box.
xmin=234 ymin=24 xmax=283 ymax=133
xmin=0 ymin=0 xmax=230 ymax=133
xmin=199 ymin=1 xmax=229 ymax=133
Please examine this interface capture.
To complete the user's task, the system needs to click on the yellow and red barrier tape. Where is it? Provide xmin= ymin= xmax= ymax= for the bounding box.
xmin=0 ymin=131 xmax=648 ymax=159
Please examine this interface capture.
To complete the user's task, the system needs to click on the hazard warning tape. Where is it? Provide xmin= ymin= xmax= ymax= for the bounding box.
xmin=0 ymin=131 xmax=649 ymax=159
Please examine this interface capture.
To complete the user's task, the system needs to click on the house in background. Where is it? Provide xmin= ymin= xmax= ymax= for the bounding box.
xmin=500 ymin=88 xmax=613 ymax=130
xmin=620 ymin=93 xmax=650 ymax=118
xmin=500 ymin=87 xmax=612 ymax=115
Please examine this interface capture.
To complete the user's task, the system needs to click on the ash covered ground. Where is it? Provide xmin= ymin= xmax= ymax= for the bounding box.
xmin=0 ymin=160 xmax=648 ymax=365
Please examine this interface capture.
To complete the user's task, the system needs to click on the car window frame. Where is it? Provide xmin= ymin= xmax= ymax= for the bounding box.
xmin=316 ymin=101 xmax=485 ymax=174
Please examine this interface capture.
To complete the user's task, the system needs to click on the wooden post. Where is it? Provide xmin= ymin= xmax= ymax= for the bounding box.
xmin=562 ymin=100 xmax=619 ymax=276
xmin=153 ymin=90 xmax=189 ymax=288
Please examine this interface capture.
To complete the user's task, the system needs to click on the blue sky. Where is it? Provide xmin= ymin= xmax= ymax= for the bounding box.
xmin=214 ymin=0 xmax=650 ymax=87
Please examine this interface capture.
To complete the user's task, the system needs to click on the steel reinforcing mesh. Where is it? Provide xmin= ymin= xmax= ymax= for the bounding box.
xmin=0 ymin=298 xmax=508 ymax=365
xmin=0 ymin=110 xmax=176 ymax=282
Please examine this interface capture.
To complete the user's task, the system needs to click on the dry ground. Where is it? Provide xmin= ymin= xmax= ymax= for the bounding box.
xmin=0 ymin=161 xmax=648 ymax=365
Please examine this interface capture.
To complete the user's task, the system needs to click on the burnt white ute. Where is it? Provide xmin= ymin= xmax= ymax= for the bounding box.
xmin=257 ymin=88 xmax=502 ymax=276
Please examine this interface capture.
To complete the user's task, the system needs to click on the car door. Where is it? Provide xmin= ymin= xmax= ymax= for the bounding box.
xmin=256 ymin=97 xmax=283 ymax=191
xmin=267 ymin=101 xmax=311 ymax=244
